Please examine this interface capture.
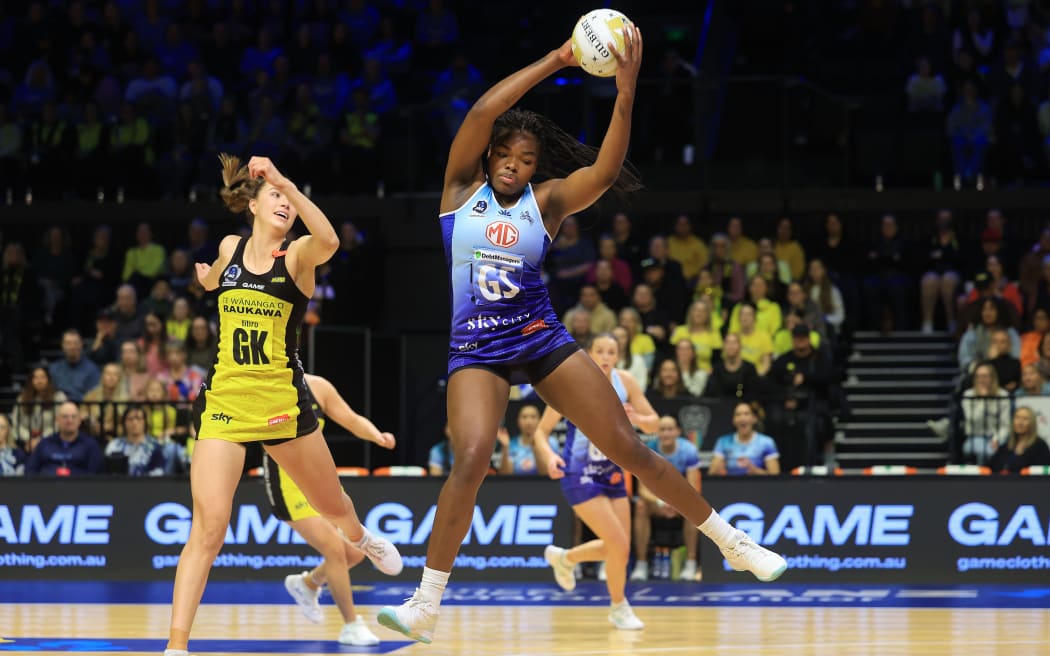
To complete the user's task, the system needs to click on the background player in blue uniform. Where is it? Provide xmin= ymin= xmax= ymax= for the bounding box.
xmin=533 ymin=334 xmax=657 ymax=630
xmin=379 ymin=22 xmax=785 ymax=646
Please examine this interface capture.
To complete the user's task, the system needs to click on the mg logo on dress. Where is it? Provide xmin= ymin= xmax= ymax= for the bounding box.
xmin=486 ymin=222 xmax=519 ymax=248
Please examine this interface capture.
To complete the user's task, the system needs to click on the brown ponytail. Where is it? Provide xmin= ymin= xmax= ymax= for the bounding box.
xmin=218 ymin=153 xmax=264 ymax=216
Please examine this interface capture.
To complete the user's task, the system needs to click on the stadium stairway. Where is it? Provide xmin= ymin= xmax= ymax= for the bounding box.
xmin=834 ymin=331 xmax=956 ymax=469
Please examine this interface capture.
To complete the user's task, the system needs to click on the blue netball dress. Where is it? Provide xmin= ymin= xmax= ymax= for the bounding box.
xmin=441 ymin=181 xmax=576 ymax=380
xmin=559 ymin=369 xmax=629 ymax=505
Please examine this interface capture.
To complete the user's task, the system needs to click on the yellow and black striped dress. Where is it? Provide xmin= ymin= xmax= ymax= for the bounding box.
xmin=193 ymin=237 xmax=318 ymax=443
xmin=262 ymin=395 xmax=326 ymax=522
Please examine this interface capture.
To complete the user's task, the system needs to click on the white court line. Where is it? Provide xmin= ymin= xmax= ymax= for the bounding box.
xmin=502 ymin=638 xmax=1050 ymax=656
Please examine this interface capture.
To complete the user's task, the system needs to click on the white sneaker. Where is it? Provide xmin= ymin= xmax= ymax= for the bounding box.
xmin=377 ymin=588 xmax=438 ymax=644
xmin=629 ymin=560 xmax=648 ymax=581
xmin=339 ymin=616 xmax=380 ymax=646
xmin=608 ymin=601 xmax=645 ymax=630
xmin=284 ymin=572 xmax=323 ymax=623
xmin=163 ymin=650 xmax=188 ymax=656
xmin=678 ymin=560 xmax=697 ymax=581
xmin=544 ymin=545 xmax=576 ymax=591
xmin=346 ymin=529 xmax=403 ymax=576
xmin=719 ymin=530 xmax=787 ymax=582
xmin=597 ymin=561 xmax=607 ymax=581
xmin=921 ymin=321 xmax=933 ymax=334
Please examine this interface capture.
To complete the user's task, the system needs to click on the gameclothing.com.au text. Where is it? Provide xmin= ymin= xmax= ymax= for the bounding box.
xmin=0 ymin=552 xmax=107 ymax=569
xmin=402 ymin=555 xmax=549 ymax=571
xmin=151 ymin=553 xmax=323 ymax=570
xmin=777 ymin=554 xmax=908 ymax=572
xmin=957 ymin=555 xmax=1050 ymax=572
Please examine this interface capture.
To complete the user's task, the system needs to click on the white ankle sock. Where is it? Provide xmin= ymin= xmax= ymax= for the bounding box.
xmin=697 ymin=510 xmax=737 ymax=547
xmin=420 ymin=566 xmax=450 ymax=607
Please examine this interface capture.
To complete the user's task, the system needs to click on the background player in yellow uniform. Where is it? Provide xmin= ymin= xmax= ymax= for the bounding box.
xmin=268 ymin=373 xmax=395 ymax=646
xmin=164 ymin=156 xmax=401 ymax=656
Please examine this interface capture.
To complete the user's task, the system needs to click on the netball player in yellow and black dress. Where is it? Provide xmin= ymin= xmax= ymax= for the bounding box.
xmin=266 ymin=373 xmax=396 ymax=646
xmin=163 ymin=156 xmax=402 ymax=656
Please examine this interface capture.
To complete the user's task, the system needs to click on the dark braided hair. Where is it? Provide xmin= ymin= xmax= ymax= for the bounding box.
xmin=490 ymin=108 xmax=643 ymax=201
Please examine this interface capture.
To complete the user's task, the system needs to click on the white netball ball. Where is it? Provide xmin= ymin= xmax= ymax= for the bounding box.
xmin=570 ymin=9 xmax=629 ymax=78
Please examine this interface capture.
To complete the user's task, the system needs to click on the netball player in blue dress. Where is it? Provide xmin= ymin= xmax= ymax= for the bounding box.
xmin=532 ymin=333 xmax=657 ymax=630
xmin=379 ymin=23 xmax=786 ymax=644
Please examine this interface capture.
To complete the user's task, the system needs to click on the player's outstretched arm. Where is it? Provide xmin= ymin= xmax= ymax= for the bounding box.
xmin=305 ymin=374 xmax=396 ymax=449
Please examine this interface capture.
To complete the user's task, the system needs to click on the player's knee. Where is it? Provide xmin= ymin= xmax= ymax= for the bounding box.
xmin=192 ymin=519 xmax=228 ymax=554
xmin=451 ymin=441 xmax=494 ymax=480
xmin=606 ymin=534 xmax=630 ymax=562
xmin=312 ymin=492 xmax=350 ymax=520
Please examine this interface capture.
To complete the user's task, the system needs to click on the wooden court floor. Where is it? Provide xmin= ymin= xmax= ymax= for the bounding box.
xmin=3 ymin=601 xmax=1049 ymax=656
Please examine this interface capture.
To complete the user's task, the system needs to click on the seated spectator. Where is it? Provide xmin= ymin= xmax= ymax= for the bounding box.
xmin=1020 ymin=307 xmax=1049 ymax=367
xmin=962 ymin=256 xmax=1023 ymax=320
xmin=591 ymin=260 xmax=630 ymax=313
xmin=618 ymin=307 xmax=657 ymax=371
xmin=905 ymin=57 xmax=948 ymax=114
xmin=986 ymin=328 xmax=1022 ymax=393
xmin=0 ymin=415 xmax=26 ymax=476
xmin=122 ymin=223 xmax=166 ymax=298
xmin=669 ymin=300 xmax=722 ymax=373
xmin=648 ymin=358 xmax=689 ymax=400
xmin=112 ymin=284 xmax=145 ymax=343
xmin=745 ymin=238 xmax=792 ymax=285
xmin=12 ymin=366 xmax=67 ymax=450
xmin=25 ymin=402 xmax=103 ymax=476
xmin=139 ymin=311 xmax=169 ymax=377
xmin=958 ymin=297 xmax=1020 ymax=373
xmin=548 ymin=215 xmax=596 ymax=313
xmin=497 ymin=404 xmax=556 ymax=475
xmin=185 ymin=316 xmax=218 ymax=371
xmin=88 ymin=308 xmax=121 ymax=367
xmin=141 ymin=278 xmax=174 ymax=321
xmin=611 ymin=212 xmax=646 ymax=275
xmin=612 ymin=325 xmax=649 ymax=388
xmin=704 ymin=333 xmax=759 ymax=402
xmin=48 ymin=329 xmax=100 ymax=402
xmin=667 ymin=214 xmax=708 ymax=285
xmin=920 ymin=210 xmax=963 ymax=333
xmin=631 ymin=415 xmax=701 ymax=582
xmin=144 ymin=378 xmax=180 ymax=441
xmin=702 ymin=233 xmax=745 ymax=307
xmin=726 ymin=217 xmax=759 ymax=268
xmin=118 ymin=340 xmax=150 ymax=402
xmin=989 ymin=406 xmax=1050 ymax=474
xmin=562 ymin=284 xmax=617 ymax=336
xmin=773 ymin=217 xmax=806 ymax=281
xmin=674 ymin=340 xmax=707 ymax=397
xmin=729 ymin=276 xmax=783 ymax=338
xmin=1014 ymin=363 xmax=1050 ymax=397
xmin=946 ymin=80 xmax=992 ymax=184
xmin=565 ymin=307 xmax=593 ymax=343
xmin=774 ymin=310 xmax=822 ymax=358
xmin=708 ymin=402 xmax=780 ymax=476
xmin=81 ymin=362 xmax=129 ymax=441
xmin=428 ymin=423 xmax=455 ymax=476
xmin=104 ymin=405 xmax=167 ymax=476
xmin=785 ymin=281 xmax=827 ymax=339
xmin=960 ymin=363 xmax=1012 ymax=465
xmin=693 ymin=269 xmax=727 ymax=327
xmin=735 ymin=302 xmax=775 ymax=376
xmin=166 ymin=297 xmax=192 ymax=343
xmin=644 ymin=235 xmax=690 ymax=319
xmin=162 ymin=340 xmax=205 ymax=401
xmin=863 ymin=213 xmax=915 ymax=332
xmin=804 ymin=258 xmax=846 ymax=337
xmin=587 ymin=234 xmax=633 ymax=294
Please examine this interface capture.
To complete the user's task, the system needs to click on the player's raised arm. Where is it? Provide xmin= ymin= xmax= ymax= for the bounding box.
xmin=441 ymin=43 xmax=575 ymax=210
